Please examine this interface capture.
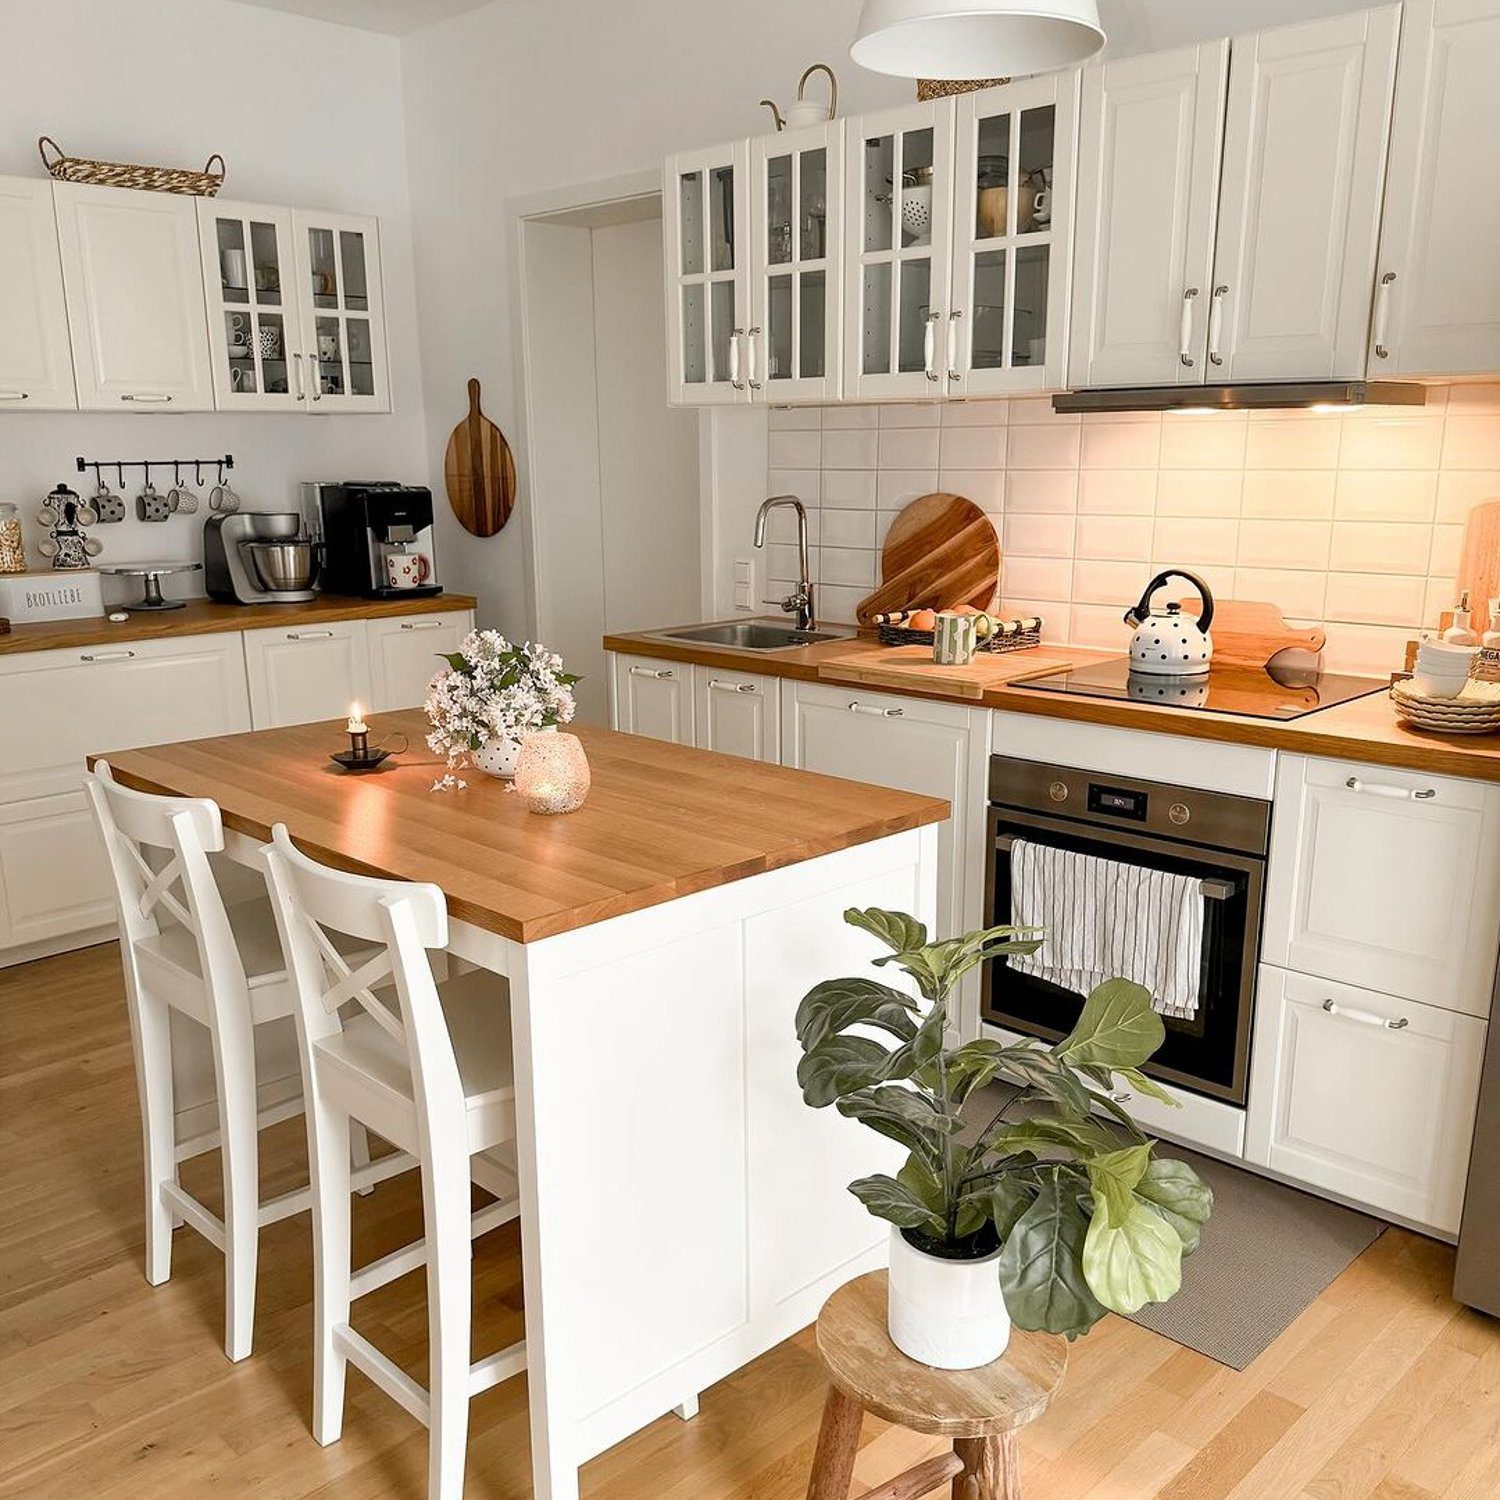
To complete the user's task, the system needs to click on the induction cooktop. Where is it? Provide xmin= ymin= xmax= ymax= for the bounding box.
xmin=1014 ymin=657 xmax=1386 ymax=721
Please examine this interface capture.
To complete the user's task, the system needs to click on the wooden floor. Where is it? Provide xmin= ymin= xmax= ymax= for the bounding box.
xmin=3 ymin=947 xmax=1500 ymax=1500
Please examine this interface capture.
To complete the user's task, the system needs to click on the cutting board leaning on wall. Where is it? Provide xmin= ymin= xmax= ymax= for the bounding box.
xmin=854 ymin=493 xmax=1001 ymax=626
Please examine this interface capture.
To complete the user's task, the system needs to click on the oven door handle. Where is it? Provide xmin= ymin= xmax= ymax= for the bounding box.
xmin=992 ymin=833 xmax=1237 ymax=901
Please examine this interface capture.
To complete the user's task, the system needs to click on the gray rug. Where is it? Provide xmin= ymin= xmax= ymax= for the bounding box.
xmin=963 ymin=1084 xmax=1386 ymax=1369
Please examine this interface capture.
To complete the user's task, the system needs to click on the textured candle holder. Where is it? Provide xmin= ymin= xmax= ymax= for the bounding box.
xmin=514 ymin=731 xmax=591 ymax=815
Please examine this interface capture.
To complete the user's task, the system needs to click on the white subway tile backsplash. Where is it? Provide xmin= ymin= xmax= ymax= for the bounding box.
xmin=877 ymin=469 xmax=940 ymax=509
xmin=1004 ymin=513 xmax=1075 ymax=558
xmin=1069 ymin=604 xmax=1129 ymax=649
xmin=821 ymin=468 xmax=878 ymax=508
xmin=939 ymin=424 xmax=1008 ymax=469
xmin=770 ymin=430 xmax=821 ymax=469
xmin=822 ymin=405 xmax=880 ymax=429
xmin=1152 ymin=516 xmax=1239 ymax=566
xmin=1159 ymin=414 xmax=1248 ymax=470
xmin=1443 ymin=414 xmax=1500 ymax=469
xmin=879 ymin=403 xmax=943 ymax=427
xmin=1156 ymin=471 xmax=1242 ymax=517
xmin=1444 ymin=384 xmax=1500 ymax=412
xmin=1080 ymin=420 xmax=1161 ymax=470
xmin=761 ymin=494 xmax=821 ymax=542
xmin=1234 ymin=568 xmax=1328 ymax=618
xmin=819 ymin=508 xmax=878 ymax=549
xmin=1244 ymin=418 xmax=1342 ymax=470
xmin=944 ymin=399 xmax=1011 ymax=426
xmin=1338 ymin=415 xmax=1445 ymax=470
xmin=1323 ymin=572 xmax=1427 ymax=627
xmin=1329 ymin=522 xmax=1433 ymax=576
xmin=822 ymin=429 xmax=879 ymax=469
xmin=1072 ymin=559 xmax=1148 ymax=606
xmin=1436 ymin=470 xmax=1500 ymax=522
xmin=939 ymin=470 xmax=1005 ymax=511
xmin=1008 ymin=423 xmax=1082 ymax=469
xmin=1006 ymin=395 xmax=1074 ymax=425
xmin=1006 ymin=470 xmax=1078 ymax=513
xmin=1240 ymin=471 xmax=1336 ymax=520
xmin=1078 ymin=470 xmax=1156 ymax=515
xmin=816 ymin=583 xmax=868 ymax=626
xmin=817 ymin=546 xmax=877 ymax=588
xmin=1002 ymin=555 xmax=1073 ymax=601
xmin=1319 ymin=623 xmax=1414 ymax=675
xmin=768 ymin=406 xmax=821 ymax=430
xmin=1333 ymin=470 xmax=1437 ymax=522
xmin=879 ymin=426 xmax=943 ymax=469
xmin=769 ymin=468 xmax=822 ymax=506
xmin=1075 ymin=515 xmax=1152 ymax=561
xmin=1430 ymin=523 xmax=1464 ymax=575
xmin=1237 ymin=520 xmax=1332 ymax=570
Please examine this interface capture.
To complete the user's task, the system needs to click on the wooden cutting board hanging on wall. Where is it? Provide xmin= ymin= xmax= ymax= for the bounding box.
xmin=854 ymin=493 xmax=1000 ymax=626
xmin=1455 ymin=499 xmax=1500 ymax=638
xmin=443 ymin=378 xmax=516 ymax=537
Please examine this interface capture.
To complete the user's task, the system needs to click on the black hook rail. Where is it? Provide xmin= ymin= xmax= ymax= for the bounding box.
xmin=75 ymin=454 xmax=235 ymax=489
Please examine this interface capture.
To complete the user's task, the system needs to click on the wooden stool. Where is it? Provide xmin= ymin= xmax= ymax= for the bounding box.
xmin=807 ymin=1271 xmax=1066 ymax=1500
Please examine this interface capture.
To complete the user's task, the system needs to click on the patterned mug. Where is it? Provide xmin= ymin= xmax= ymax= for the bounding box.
xmin=933 ymin=611 xmax=978 ymax=666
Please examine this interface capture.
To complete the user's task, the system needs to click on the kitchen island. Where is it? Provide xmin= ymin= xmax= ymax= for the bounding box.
xmin=91 ymin=713 xmax=948 ymax=1500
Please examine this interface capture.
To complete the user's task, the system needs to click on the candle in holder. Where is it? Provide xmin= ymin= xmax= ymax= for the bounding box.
xmin=513 ymin=730 xmax=591 ymax=814
xmin=346 ymin=703 xmax=370 ymax=759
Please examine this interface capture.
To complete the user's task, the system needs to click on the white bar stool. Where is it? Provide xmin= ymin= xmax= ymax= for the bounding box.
xmin=86 ymin=762 xmax=411 ymax=1362
xmin=260 ymin=822 xmax=525 ymax=1500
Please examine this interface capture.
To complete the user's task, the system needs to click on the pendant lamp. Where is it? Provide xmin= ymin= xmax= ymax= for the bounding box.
xmin=850 ymin=0 xmax=1105 ymax=80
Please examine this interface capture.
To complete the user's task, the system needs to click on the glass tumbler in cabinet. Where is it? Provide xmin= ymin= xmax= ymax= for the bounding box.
xmin=749 ymin=124 xmax=843 ymax=402
xmin=665 ymin=145 xmax=751 ymax=405
xmin=843 ymin=100 xmax=955 ymax=402
xmin=196 ymin=200 xmax=300 ymax=411
xmin=948 ymin=73 xmax=1078 ymax=396
xmin=290 ymin=210 xmax=391 ymax=413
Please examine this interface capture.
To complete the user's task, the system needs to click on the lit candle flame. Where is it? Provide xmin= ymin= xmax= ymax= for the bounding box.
xmin=346 ymin=702 xmax=368 ymax=734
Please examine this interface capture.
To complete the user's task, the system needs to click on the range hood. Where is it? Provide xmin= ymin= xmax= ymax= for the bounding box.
xmin=1053 ymin=380 xmax=1428 ymax=415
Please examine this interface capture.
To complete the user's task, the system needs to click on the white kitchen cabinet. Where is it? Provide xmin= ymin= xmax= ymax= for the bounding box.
xmin=843 ymin=98 xmax=957 ymax=402
xmin=243 ymin=619 xmax=372 ymax=730
xmin=609 ymin=653 xmax=694 ymax=743
xmin=1211 ymin=7 xmax=1400 ymax=381
xmin=947 ymin=70 xmax=1080 ymax=396
xmin=197 ymin=198 xmax=301 ymax=411
xmin=53 ymin=182 xmax=215 ymax=411
xmin=291 ymin=209 xmax=391 ymax=413
xmin=692 ymin=665 xmax=780 ymax=763
xmin=1247 ymin=966 xmax=1485 ymax=1234
xmin=1264 ymin=755 xmax=1500 ymax=1017
xmin=665 ymin=143 xmax=751 ymax=405
xmin=749 ymin=124 xmax=843 ymax=402
xmin=0 ymin=176 xmax=76 ymax=410
xmin=367 ymin=609 xmax=474 ymax=712
xmin=1369 ymin=0 xmax=1500 ymax=377
xmin=1067 ymin=42 xmax=1230 ymax=389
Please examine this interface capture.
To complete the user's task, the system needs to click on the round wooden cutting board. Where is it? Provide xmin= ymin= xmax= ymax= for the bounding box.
xmin=443 ymin=378 xmax=517 ymax=538
xmin=854 ymin=492 xmax=1000 ymax=626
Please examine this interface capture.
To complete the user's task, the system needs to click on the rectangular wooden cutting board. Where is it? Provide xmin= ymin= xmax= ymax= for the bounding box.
xmin=815 ymin=644 xmax=1075 ymax=701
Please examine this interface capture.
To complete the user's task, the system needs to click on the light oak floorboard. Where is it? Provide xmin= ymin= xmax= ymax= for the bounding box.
xmin=4 ymin=944 xmax=1500 ymax=1500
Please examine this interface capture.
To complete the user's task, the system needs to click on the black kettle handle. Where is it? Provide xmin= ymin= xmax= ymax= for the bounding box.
xmin=1124 ymin=570 xmax=1215 ymax=634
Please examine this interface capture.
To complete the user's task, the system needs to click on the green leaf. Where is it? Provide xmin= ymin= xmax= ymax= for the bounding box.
xmin=931 ymin=1039 xmax=1005 ymax=1106
xmin=1134 ymin=1158 xmax=1213 ymax=1254
xmin=1084 ymin=1144 xmax=1152 ymax=1228
xmin=1057 ymin=979 xmax=1165 ymax=1072
xmin=439 ymin=651 xmax=467 ymax=672
xmin=993 ymin=1046 xmax=1095 ymax=1118
xmin=844 ymin=907 xmax=928 ymax=955
xmin=1115 ymin=1066 xmax=1180 ymax=1108
xmin=848 ymin=1174 xmax=943 ymax=1233
xmin=980 ymin=1112 xmax=1119 ymax=1161
xmin=998 ymin=1175 xmax=1109 ymax=1339
xmin=836 ymin=1086 xmax=953 ymax=1169
xmin=897 ymin=1156 xmax=948 ymax=1219
xmin=794 ymin=976 xmax=919 ymax=1051
xmin=796 ymin=1036 xmax=895 ymax=1107
xmin=989 ymin=1177 xmax=1039 ymax=1241
xmin=1082 ymin=1194 xmax=1183 ymax=1315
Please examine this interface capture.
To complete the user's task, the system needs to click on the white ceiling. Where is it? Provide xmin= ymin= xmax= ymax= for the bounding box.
xmin=221 ymin=0 xmax=494 ymax=35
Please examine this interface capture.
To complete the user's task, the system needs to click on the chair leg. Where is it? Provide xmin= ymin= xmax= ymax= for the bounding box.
xmin=806 ymin=1386 xmax=863 ymax=1500
xmin=307 ymin=1094 xmax=353 ymax=1445
xmin=952 ymin=1435 xmax=1021 ymax=1500
xmin=423 ymin=1142 xmax=474 ymax=1500
xmin=210 ymin=1015 xmax=262 ymax=1363
xmin=132 ymin=992 xmax=177 ymax=1287
xmin=350 ymin=1120 xmax=376 ymax=1197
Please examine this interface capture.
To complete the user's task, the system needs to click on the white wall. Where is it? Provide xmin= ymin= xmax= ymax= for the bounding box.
xmin=1 ymin=0 xmax=434 ymax=605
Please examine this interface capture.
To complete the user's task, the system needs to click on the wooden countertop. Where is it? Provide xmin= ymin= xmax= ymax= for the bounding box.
xmin=91 ymin=712 xmax=950 ymax=944
xmin=605 ymin=625 xmax=1500 ymax=785
xmin=0 ymin=592 xmax=477 ymax=656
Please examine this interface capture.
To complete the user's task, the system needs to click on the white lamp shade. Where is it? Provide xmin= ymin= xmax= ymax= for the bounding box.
xmin=850 ymin=0 xmax=1105 ymax=80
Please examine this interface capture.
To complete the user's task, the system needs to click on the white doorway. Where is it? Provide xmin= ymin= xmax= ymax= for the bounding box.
xmin=516 ymin=184 xmax=701 ymax=724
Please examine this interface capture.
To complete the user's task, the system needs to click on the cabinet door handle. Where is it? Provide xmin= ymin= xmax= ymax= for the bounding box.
xmin=1372 ymin=271 xmax=1397 ymax=360
xmin=630 ymin=665 xmax=674 ymax=680
xmin=1344 ymin=775 xmax=1436 ymax=801
xmin=1179 ymin=287 xmax=1199 ymax=367
xmin=1322 ymin=998 xmax=1409 ymax=1031
xmin=399 ymin=620 xmax=445 ymax=631
xmin=1208 ymin=285 xmax=1228 ymax=367
xmin=848 ymin=701 xmax=903 ymax=718
xmin=729 ymin=327 xmax=745 ymax=390
xmin=79 ymin=649 xmax=136 ymax=663
xmin=709 ymin=678 xmax=757 ymax=694
xmin=310 ymin=353 xmax=323 ymax=402
xmin=292 ymin=351 xmax=307 ymax=401
xmin=0 ymin=391 xmax=30 ymax=401
xmin=121 ymin=393 xmax=173 ymax=403
xmin=923 ymin=310 xmax=940 ymax=383
xmin=286 ymin=629 xmax=335 ymax=641
xmin=747 ymin=326 xmax=762 ymax=391
xmin=947 ymin=308 xmax=963 ymax=382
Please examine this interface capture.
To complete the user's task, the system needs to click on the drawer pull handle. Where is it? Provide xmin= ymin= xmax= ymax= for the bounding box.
xmin=0 ymin=391 xmax=30 ymax=401
xmin=287 ymin=630 xmax=335 ymax=641
xmin=80 ymin=649 xmax=136 ymax=662
xmin=399 ymin=621 xmax=445 ymax=631
xmin=1345 ymin=776 xmax=1436 ymax=801
xmin=709 ymin=679 xmax=757 ymax=694
xmin=120 ymin=393 xmax=173 ymax=403
xmin=630 ymin=665 xmax=674 ymax=680
xmin=1322 ymin=998 xmax=1409 ymax=1031
xmin=848 ymin=701 xmax=903 ymax=718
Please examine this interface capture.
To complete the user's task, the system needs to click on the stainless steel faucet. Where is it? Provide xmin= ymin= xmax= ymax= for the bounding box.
xmin=753 ymin=494 xmax=814 ymax=631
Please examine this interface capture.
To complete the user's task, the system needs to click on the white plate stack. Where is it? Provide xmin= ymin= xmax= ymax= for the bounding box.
xmin=1392 ymin=668 xmax=1500 ymax=735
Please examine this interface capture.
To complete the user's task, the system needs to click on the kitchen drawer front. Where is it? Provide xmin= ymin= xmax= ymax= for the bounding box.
xmin=367 ymin=609 xmax=474 ymax=712
xmin=609 ymin=653 xmax=694 ymax=745
xmin=0 ymin=789 xmax=114 ymax=950
xmin=243 ymin=619 xmax=372 ymax=730
xmin=0 ymin=632 xmax=251 ymax=801
xmin=1247 ymin=965 xmax=1485 ymax=1234
xmin=1264 ymin=754 xmax=1500 ymax=1017
xmin=692 ymin=665 xmax=780 ymax=764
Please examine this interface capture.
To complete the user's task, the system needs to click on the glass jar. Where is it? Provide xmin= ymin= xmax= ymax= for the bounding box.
xmin=0 ymin=504 xmax=24 ymax=574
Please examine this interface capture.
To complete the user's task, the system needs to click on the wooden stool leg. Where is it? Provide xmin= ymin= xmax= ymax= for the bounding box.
xmin=806 ymin=1386 xmax=863 ymax=1500
xmin=952 ymin=1434 xmax=1021 ymax=1500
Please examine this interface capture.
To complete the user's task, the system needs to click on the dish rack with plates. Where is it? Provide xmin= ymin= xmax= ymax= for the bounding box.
xmin=1390 ymin=678 xmax=1500 ymax=736
xmin=876 ymin=615 xmax=1043 ymax=655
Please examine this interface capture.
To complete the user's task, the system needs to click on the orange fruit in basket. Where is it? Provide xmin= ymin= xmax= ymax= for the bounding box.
xmin=908 ymin=608 xmax=937 ymax=631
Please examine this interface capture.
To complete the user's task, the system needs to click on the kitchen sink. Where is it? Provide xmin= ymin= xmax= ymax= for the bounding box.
xmin=658 ymin=621 xmax=849 ymax=651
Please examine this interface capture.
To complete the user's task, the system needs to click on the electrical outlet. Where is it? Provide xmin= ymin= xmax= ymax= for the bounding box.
xmin=733 ymin=555 xmax=756 ymax=612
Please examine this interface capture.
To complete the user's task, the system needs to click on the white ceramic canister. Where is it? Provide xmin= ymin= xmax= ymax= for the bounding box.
xmin=887 ymin=1226 xmax=1010 ymax=1370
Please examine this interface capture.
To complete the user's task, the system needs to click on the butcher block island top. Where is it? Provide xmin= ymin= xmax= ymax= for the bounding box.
xmin=90 ymin=711 xmax=949 ymax=944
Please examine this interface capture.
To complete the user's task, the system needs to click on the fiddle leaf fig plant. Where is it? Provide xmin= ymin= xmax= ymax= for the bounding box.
xmin=795 ymin=908 xmax=1213 ymax=1340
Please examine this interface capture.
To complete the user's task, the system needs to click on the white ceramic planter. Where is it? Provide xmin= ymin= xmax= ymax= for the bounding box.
xmin=887 ymin=1226 xmax=1010 ymax=1370
xmin=471 ymin=724 xmax=555 ymax=779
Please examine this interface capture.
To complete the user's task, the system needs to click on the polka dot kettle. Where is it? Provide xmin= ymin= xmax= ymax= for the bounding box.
xmin=1124 ymin=569 xmax=1215 ymax=677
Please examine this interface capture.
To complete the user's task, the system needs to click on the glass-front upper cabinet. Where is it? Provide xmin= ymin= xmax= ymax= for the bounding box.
xmin=749 ymin=123 xmax=844 ymax=403
xmin=196 ymin=199 xmax=300 ymax=411
xmin=290 ymin=209 xmax=391 ymax=414
xmin=948 ymin=73 xmax=1079 ymax=396
xmin=665 ymin=144 xmax=751 ymax=405
xmin=843 ymin=100 xmax=956 ymax=401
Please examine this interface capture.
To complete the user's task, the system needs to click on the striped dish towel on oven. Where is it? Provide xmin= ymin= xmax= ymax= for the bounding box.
xmin=1008 ymin=839 xmax=1204 ymax=1020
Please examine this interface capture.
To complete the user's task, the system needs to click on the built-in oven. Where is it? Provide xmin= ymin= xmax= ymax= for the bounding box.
xmin=981 ymin=755 xmax=1271 ymax=1105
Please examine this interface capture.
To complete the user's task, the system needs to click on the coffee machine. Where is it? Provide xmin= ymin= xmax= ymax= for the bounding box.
xmin=304 ymin=482 xmax=443 ymax=600
xmin=204 ymin=512 xmax=320 ymax=604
